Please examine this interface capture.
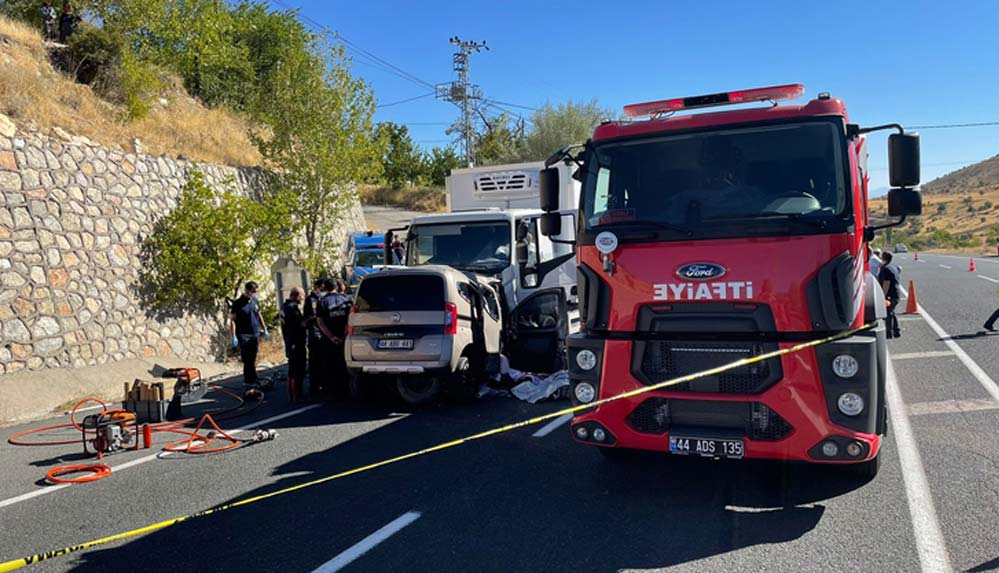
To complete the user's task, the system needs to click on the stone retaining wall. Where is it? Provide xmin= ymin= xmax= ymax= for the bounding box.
xmin=0 ymin=126 xmax=363 ymax=377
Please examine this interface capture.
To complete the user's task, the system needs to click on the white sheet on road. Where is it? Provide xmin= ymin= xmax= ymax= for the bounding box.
xmin=480 ymin=355 xmax=570 ymax=403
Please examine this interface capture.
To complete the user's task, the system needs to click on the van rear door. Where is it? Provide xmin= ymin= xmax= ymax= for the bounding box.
xmin=350 ymin=275 xmax=447 ymax=362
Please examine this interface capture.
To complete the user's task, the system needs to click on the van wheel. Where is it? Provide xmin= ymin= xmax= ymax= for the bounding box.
xmin=447 ymin=356 xmax=480 ymax=403
xmin=396 ymin=375 xmax=441 ymax=405
xmin=348 ymin=372 xmax=374 ymax=403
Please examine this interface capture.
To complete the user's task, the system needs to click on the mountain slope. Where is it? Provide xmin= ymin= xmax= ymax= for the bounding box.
xmin=0 ymin=15 xmax=260 ymax=166
xmin=870 ymin=153 xmax=999 ymax=251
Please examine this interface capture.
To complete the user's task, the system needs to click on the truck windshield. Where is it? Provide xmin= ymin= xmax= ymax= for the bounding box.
xmin=407 ymin=221 xmax=511 ymax=273
xmin=581 ymin=121 xmax=849 ymax=238
xmin=354 ymin=250 xmax=383 ymax=267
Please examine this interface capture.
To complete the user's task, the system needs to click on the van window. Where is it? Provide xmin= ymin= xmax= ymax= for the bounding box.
xmin=355 ymin=275 xmax=444 ymax=312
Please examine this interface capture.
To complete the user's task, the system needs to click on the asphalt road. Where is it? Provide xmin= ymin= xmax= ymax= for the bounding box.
xmin=1 ymin=252 xmax=998 ymax=573
xmin=361 ymin=205 xmax=428 ymax=233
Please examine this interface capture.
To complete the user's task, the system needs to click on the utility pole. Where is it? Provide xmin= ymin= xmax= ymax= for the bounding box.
xmin=436 ymin=37 xmax=488 ymax=167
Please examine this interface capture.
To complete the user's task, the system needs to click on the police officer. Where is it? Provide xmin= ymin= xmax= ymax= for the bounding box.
xmin=230 ymin=281 xmax=269 ymax=390
xmin=317 ymin=278 xmax=351 ymax=398
xmin=303 ymin=278 xmax=327 ymax=399
xmin=280 ymin=287 xmax=307 ymax=402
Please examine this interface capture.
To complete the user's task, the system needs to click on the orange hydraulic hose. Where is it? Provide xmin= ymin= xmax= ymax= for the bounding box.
xmin=46 ymin=464 xmax=112 ymax=484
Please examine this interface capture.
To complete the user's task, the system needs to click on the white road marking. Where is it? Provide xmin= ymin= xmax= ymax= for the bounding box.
xmin=919 ymin=305 xmax=999 ymax=403
xmin=890 ymin=351 xmax=955 ymax=360
xmin=897 ymin=315 xmax=924 ymax=321
xmin=532 ymin=413 xmax=572 ymax=438
xmin=312 ymin=511 xmax=422 ymax=573
xmin=0 ymin=403 xmax=321 ymax=511
xmin=885 ymin=358 xmax=953 ymax=573
xmin=907 ymin=398 xmax=999 ymax=416
xmin=939 ymin=264 xmax=952 ymax=269
xmin=978 ymin=275 xmax=998 ymax=284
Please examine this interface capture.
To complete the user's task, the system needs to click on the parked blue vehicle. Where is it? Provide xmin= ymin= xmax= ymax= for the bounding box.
xmin=343 ymin=231 xmax=393 ymax=291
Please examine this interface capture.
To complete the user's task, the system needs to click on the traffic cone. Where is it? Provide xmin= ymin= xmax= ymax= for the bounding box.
xmin=905 ymin=280 xmax=919 ymax=314
xmin=969 ymin=258 xmax=976 ymax=272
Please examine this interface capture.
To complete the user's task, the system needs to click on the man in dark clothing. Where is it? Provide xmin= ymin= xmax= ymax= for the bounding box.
xmin=230 ymin=281 xmax=269 ymax=389
xmin=58 ymin=4 xmax=80 ymax=43
xmin=317 ymin=278 xmax=351 ymax=398
xmin=303 ymin=279 xmax=326 ymax=399
xmin=281 ymin=287 xmax=307 ymax=402
xmin=878 ymin=252 xmax=902 ymax=339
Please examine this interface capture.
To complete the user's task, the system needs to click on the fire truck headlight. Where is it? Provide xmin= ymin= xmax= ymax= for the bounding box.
xmin=821 ymin=441 xmax=839 ymax=457
xmin=574 ymin=382 xmax=596 ymax=404
xmin=832 ymin=354 xmax=859 ymax=378
xmin=575 ymin=349 xmax=597 ymax=371
xmin=574 ymin=426 xmax=589 ymax=440
xmin=592 ymin=428 xmax=607 ymax=442
xmin=837 ymin=392 xmax=864 ymax=416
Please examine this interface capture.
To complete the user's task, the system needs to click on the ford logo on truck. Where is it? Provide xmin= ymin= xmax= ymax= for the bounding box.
xmin=676 ymin=263 xmax=726 ymax=281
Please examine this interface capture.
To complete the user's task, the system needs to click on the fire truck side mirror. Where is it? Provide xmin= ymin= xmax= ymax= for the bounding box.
xmin=887 ymin=188 xmax=923 ymax=217
xmin=540 ymin=212 xmax=562 ymax=236
xmin=539 ymin=167 xmax=560 ymax=212
xmin=888 ymin=132 xmax=920 ymax=188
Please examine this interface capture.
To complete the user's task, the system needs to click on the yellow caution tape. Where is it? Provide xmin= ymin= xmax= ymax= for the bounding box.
xmin=0 ymin=322 xmax=874 ymax=572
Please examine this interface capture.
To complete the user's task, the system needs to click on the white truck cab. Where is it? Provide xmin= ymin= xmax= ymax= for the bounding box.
xmin=386 ymin=161 xmax=579 ymax=372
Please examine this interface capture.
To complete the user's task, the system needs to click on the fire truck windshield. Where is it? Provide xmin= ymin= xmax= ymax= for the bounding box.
xmin=581 ymin=121 xmax=849 ymax=239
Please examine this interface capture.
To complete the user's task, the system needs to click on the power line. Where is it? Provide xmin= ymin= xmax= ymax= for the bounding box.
xmin=487 ymin=99 xmax=537 ymax=112
xmin=267 ymin=0 xmax=436 ymax=91
xmin=377 ymin=92 xmax=434 ymax=109
xmin=908 ymin=121 xmax=999 ymax=130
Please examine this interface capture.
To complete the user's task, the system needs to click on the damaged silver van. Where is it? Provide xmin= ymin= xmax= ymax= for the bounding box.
xmin=345 ymin=266 xmax=503 ymax=404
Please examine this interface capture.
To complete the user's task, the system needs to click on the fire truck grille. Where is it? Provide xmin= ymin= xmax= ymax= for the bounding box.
xmin=627 ymin=398 xmax=793 ymax=441
xmin=638 ymin=341 xmax=781 ymax=394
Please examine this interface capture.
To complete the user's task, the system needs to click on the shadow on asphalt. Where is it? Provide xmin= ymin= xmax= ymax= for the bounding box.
xmin=68 ymin=396 xmax=866 ymax=573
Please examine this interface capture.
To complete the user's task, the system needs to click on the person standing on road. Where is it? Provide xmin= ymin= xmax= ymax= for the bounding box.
xmin=983 ymin=282 xmax=999 ymax=332
xmin=304 ymin=278 xmax=327 ymax=399
xmin=870 ymin=247 xmax=882 ymax=278
xmin=317 ymin=278 xmax=350 ymax=398
xmin=281 ymin=287 xmax=307 ymax=402
xmin=230 ymin=281 xmax=270 ymax=390
xmin=878 ymin=252 xmax=902 ymax=339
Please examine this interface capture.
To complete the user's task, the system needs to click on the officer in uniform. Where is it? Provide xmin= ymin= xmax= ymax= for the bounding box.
xmin=303 ymin=279 xmax=326 ymax=399
xmin=280 ymin=287 xmax=307 ymax=402
xmin=317 ymin=278 xmax=351 ymax=398
xmin=229 ymin=281 xmax=269 ymax=391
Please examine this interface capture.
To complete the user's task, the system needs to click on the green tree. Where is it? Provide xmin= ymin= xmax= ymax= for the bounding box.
xmin=376 ymin=121 xmax=423 ymax=187
xmin=253 ymin=42 xmax=383 ymax=275
xmin=422 ymin=146 xmax=462 ymax=186
xmin=520 ymin=99 xmax=611 ymax=161
xmin=474 ymin=112 xmax=524 ymax=165
xmin=138 ymin=169 xmax=296 ymax=340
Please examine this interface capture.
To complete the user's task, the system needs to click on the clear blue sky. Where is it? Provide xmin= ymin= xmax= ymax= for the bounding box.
xmin=280 ymin=0 xmax=998 ymax=191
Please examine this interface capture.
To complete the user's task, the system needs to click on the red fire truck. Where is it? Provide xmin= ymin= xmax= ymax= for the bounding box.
xmin=538 ymin=84 xmax=922 ymax=477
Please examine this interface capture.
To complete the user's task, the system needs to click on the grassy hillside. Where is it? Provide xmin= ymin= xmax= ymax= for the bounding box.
xmin=870 ymin=154 xmax=999 ymax=252
xmin=0 ymin=15 xmax=260 ymax=166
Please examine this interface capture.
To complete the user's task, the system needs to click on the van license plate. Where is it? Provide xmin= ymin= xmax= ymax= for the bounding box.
xmin=377 ymin=339 xmax=413 ymax=349
xmin=669 ymin=436 xmax=744 ymax=459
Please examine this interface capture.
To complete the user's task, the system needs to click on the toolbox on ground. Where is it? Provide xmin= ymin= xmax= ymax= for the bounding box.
xmin=122 ymin=379 xmax=169 ymax=423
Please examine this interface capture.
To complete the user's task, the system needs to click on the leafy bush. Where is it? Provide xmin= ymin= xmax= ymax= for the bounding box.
xmin=139 ymin=169 xmax=296 ymax=334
